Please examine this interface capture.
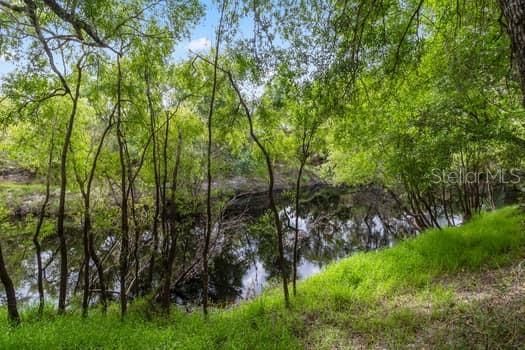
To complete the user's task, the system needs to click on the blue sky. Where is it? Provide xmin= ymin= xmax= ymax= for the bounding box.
xmin=173 ymin=0 xmax=221 ymax=60
xmin=0 ymin=58 xmax=14 ymax=78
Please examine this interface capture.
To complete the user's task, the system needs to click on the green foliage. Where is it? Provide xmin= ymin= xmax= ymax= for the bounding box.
xmin=325 ymin=0 xmax=525 ymax=191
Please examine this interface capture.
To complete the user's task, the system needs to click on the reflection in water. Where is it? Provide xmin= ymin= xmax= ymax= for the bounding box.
xmin=240 ymin=260 xmax=266 ymax=300
xmin=3 ymin=185 xmax=434 ymax=307
xmin=226 ymin=185 xmax=431 ymax=301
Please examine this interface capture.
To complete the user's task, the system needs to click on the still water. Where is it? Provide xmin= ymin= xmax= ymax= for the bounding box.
xmin=3 ymin=185 xmax=428 ymax=308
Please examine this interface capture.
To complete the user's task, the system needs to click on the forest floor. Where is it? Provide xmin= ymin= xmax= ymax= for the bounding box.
xmin=1 ymin=206 xmax=524 ymax=349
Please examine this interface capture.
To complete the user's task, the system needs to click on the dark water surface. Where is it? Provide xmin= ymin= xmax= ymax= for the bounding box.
xmin=1 ymin=185 xmax=439 ymax=308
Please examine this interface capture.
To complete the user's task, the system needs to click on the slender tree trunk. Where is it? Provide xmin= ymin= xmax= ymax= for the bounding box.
xmin=145 ymin=70 xmax=160 ymax=294
xmin=292 ymin=159 xmax=306 ymax=296
xmin=89 ymin=234 xmax=106 ymax=313
xmin=80 ymin=121 xmax=112 ymax=316
xmin=161 ymin=112 xmax=169 ymax=242
xmin=56 ymin=63 xmax=83 ymax=314
xmin=25 ymin=2 xmax=86 ymax=315
xmin=226 ymin=72 xmax=290 ymax=308
xmin=81 ymin=199 xmax=91 ymax=317
xmin=116 ymin=55 xmax=129 ymax=318
xmin=441 ymin=184 xmax=453 ymax=226
xmin=499 ymin=0 xmax=525 ymax=103
xmin=130 ymin=186 xmax=141 ymax=296
xmin=161 ymin=130 xmax=183 ymax=313
xmin=0 ymin=241 xmax=20 ymax=325
xmin=159 ymin=110 xmax=170 ymax=310
xmin=267 ymin=159 xmax=290 ymax=308
xmin=203 ymin=1 xmax=226 ymax=316
xmin=33 ymin=133 xmax=54 ymax=315
xmin=122 ymin=139 xmax=140 ymax=297
xmin=119 ymin=116 xmax=158 ymax=297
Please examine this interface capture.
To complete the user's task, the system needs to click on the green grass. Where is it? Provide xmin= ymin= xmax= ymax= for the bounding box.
xmin=1 ymin=206 xmax=524 ymax=349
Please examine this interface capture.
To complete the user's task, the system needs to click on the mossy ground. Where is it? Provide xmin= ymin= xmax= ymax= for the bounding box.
xmin=1 ymin=206 xmax=524 ymax=349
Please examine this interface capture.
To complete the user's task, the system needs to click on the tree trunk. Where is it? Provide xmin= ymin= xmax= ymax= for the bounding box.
xmin=116 ymin=55 xmax=129 ymax=318
xmin=33 ymin=133 xmax=54 ymax=315
xmin=499 ymin=0 xmax=525 ymax=103
xmin=56 ymin=64 xmax=83 ymax=314
xmin=292 ymin=159 xmax=306 ymax=296
xmin=0 ymin=241 xmax=20 ymax=325
xmin=25 ymin=2 xmax=86 ymax=315
xmin=267 ymin=159 xmax=290 ymax=308
xmin=203 ymin=1 xmax=226 ymax=316
xmin=161 ymin=130 xmax=183 ymax=313
xmin=145 ymin=69 xmax=160 ymax=295
xmin=89 ymin=234 xmax=107 ymax=313
xmin=81 ymin=200 xmax=91 ymax=317
xmin=85 ymin=122 xmax=113 ymax=315
xmin=226 ymin=72 xmax=290 ymax=308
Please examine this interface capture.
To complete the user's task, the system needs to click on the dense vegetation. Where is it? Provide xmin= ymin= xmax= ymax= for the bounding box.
xmin=1 ymin=0 xmax=525 ymax=347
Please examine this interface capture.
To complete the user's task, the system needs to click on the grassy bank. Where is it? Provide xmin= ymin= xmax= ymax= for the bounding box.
xmin=1 ymin=206 xmax=524 ymax=349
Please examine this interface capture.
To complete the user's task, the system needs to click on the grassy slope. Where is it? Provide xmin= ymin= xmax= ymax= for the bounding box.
xmin=1 ymin=206 xmax=524 ymax=349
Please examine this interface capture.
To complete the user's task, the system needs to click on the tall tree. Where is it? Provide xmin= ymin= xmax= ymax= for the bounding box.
xmin=202 ymin=0 xmax=227 ymax=316
xmin=226 ymin=70 xmax=290 ymax=308
xmin=71 ymin=114 xmax=114 ymax=316
xmin=115 ymin=54 xmax=130 ymax=317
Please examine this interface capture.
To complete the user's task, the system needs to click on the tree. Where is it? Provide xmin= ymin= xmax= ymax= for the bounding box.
xmin=268 ymin=75 xmax=325 ymax=296
xmin=227 ymin=68 xmax=291 ymax=307
xmin=33 ymin=130 xmax=55 ymax=315
xmin=202 ymin=0 xmax=227 ymax=316
xmin=71 ymin=113 xmax=114 ymax=316
xmin=499 ymin=0 xmax=525 ymax=103
xmin=1 ymin=0 xmax=203 ymax=317
xmin=324 ymin=0 xmax=523 ymax=225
